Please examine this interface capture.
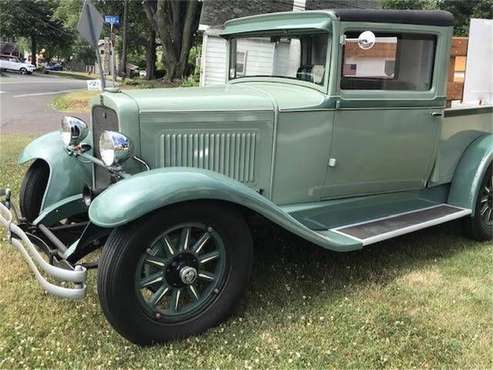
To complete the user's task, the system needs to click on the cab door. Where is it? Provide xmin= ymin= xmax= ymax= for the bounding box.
xmin=322 ymin=29 xmax=443 ymax=199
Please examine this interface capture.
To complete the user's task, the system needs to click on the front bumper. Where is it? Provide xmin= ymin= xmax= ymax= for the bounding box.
xmin=0 ymin=194 xmax=87 ymax=299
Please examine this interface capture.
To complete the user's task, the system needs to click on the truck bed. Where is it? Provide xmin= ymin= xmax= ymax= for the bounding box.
xmin=432 ymin=105 xmax=493 ymax=185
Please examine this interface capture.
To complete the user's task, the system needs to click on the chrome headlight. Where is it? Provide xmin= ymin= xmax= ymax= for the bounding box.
xmin=61 ymin=116 xmax=88 ymax=147
xmin=99 ymin=131 xmax=133 ymax=166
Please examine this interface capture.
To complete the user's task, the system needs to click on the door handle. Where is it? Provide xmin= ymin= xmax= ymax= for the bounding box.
xmin=431 ymin=111 xmax=443 ymax=117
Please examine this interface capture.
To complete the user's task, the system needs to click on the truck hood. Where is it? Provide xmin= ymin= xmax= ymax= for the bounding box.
xmin=121 ymin=82 xmax=326 ymax=113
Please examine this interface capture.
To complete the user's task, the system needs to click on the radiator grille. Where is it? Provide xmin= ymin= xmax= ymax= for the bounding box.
xmin=91 ymin=106 xmax=119 ymax=188
xmin=161 ymin=132 xmax=256 ymax=183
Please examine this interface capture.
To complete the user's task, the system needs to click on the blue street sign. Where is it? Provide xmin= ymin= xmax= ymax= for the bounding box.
xmin=104 ymin=15 xmax=120 ymax=25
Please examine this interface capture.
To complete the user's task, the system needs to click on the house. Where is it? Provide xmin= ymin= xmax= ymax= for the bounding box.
xmin=198 ymin=0 xmax=381 ymax=86
xmin=0 ymin=37 xmax=19 ymax=57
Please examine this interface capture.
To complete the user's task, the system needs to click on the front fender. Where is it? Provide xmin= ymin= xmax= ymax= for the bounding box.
xmin=89 ymin=168 xmax=362 ymax=252
xmin=18 ymin=131 xmax=92 ymax=211
xmin=448 ymin=134 xmax=493 ymax=214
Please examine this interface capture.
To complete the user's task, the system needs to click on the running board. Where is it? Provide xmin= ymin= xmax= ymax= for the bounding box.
xmin=331 ymin=204 xmax=471 ymax=246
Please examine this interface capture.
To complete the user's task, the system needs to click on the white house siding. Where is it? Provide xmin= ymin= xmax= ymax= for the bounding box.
xmin=463 ymin=19 xmax=493 ymax=105
xmin=200 ymin=0 xmax=307 ymax=87
xmin=273 ymin=41 xmax=294 ymax=76
xmin=345 ymin=56 xmax=390 ymax=77
xmin=237 ymin=38 xmax=275 ymax=77
xmin=201 ymin=34 xmax=303 ymax=86
xmin=200 ymin=33 xmax=227 ymax=86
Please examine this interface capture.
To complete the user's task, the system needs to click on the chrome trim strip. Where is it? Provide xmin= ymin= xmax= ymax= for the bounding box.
xmin=139 ymin=108 xmax=274 ymax=114
xmin=332 ymin=204 xmax=445 ymax=231
xmin=324 ymin=228 xmax=363 ymax=243
xmin=0 ymin=202 xmax=87 ymax=299
xmin=360 ymin=209 xmax=471 ymax=246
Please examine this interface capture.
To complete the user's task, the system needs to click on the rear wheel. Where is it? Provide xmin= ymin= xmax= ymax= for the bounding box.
xmin=97 ymin=201 xmax=253 ymax=345
xmin=19 ymin=160 xmax=49 ymax=222
xmin=465 ymin=164 xmax=493 ymax=241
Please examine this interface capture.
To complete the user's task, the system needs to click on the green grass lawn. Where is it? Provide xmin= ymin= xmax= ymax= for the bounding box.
xmin=0 ymin=134 xmax=492 ymax=368
xmin=45 ymin=71 xmax=98 ymax=80
xmin=51 ymin=90 xmax=99 ymax=113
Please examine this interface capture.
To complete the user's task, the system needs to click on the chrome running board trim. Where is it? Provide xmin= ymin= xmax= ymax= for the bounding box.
xmin=331 ymin=204 xmax=471 ymax=246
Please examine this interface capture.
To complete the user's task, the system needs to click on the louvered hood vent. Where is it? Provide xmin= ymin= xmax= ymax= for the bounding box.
xmin=161 ymin=131 xmax=257 ymax=183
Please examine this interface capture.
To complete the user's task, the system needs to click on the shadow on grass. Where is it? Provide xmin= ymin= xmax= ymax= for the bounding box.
xmin=244 ymin=219 xmax=482 ymax=314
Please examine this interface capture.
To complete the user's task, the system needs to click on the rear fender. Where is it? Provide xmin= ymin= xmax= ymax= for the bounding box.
xmin=88 ymin=168 xmax=362 ymax=252
xmin=18 ymin=132 xmax=92 ymax=211
xmin=448 ymin=134 xmax=493 ymax=214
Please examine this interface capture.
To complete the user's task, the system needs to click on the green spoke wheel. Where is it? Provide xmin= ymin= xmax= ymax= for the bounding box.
xmin=135 ymin=223 xmax=227 ymax=320
xmin=97 ymin=201 xmax=253 ymax=345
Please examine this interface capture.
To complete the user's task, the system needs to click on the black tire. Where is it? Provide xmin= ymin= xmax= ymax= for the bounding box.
xmin=464 ymin=164 xmax=493 ymax=241
xmin=97 ymin=201 xmax=253 ymax=345
xmin=19 ymin=160 xmax=50 ymax=223
xmin=19 ymin=67 xmax=27 ymax=75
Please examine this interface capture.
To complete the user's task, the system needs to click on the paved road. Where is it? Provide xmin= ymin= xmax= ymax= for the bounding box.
xmin=0 ymin=72 xmax=90 ymax=134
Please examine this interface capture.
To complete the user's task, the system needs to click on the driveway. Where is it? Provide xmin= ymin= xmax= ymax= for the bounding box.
xmin=0 ymin=72 xmax=90 ymax=134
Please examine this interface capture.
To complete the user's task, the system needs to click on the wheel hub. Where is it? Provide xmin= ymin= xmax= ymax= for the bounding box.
xmin=165 ymin=253 xmax=199 ymax=288
xmin=179 ymin=266 xmax=198 ymax=285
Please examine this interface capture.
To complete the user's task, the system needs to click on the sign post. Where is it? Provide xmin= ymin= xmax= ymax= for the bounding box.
xmin=77 ymin=0 xmax=105 ymax=89
xmin=104 ymin=15 xmax=120 ymax=85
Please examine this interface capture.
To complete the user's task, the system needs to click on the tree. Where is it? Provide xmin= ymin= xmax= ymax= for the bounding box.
xmin=0 ymin=0 xmax=73 ymax=64
xmin=143 ymin=0 xmax=202 ymax=81
xmin=383 ymin=0 xmax=493 ymax=36
xmin=145 ymin=29 xmax=157 ymax=80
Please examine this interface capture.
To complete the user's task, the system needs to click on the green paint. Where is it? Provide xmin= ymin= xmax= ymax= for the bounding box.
xmin=448 ymin=135 xmax=493 ymax=214
xmin=33 ymin=194 xmax=87 ymax=227
xmin=88 ymin=167 xmax=362 ymax=252
xmin=221 ymin=11 xmax=335 ymax=37
xmin=18 ymin=132 xmax=92 ymax=211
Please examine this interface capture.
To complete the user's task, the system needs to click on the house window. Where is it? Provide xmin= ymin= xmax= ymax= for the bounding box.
xmin=235 ymin=51 xmax=247 ymax=77
xmin=341 ymin=32 xmax=436 ymax=91
xmin=343 ymin=63 xmax=357 ymax=76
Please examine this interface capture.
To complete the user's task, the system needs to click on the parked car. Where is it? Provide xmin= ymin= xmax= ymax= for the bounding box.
xmin=0 ymin=55 xmax=35 ymax=74
xmin=44 ymin=62 xmax=63 ymax=71
xmin=0 ymin=9 xmax=492 ymax=346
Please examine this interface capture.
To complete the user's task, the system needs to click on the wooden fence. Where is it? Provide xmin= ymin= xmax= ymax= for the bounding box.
xmin=447 ymin=37 xmax=468 ymax=106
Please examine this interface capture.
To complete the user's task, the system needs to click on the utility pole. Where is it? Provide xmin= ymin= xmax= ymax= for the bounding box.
xmin=119 ymin=0 xmax=129 ymax=79
xmin=110 ymin=23 xmax=116 ymax=85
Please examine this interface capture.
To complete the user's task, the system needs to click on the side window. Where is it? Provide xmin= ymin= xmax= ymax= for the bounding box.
xmin=341 ymin=32 xmax=436 ymax=91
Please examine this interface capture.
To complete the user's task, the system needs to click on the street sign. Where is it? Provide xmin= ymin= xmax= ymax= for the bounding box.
xmin=104 ymin=15 xmax=120 ymax=25
xmin=87 ymin=79 xmax=102 ymax=91
xmin=77 ymin=0 xmax=104 ymax=48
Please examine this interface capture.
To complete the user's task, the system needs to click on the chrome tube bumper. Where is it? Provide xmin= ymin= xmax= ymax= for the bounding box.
xmin=0 ymin=200 xmax=87 ymax=299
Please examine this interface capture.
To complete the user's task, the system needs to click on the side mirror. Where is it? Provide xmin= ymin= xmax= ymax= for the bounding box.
xmin=358 ymin=31 xmax=376 ymax=50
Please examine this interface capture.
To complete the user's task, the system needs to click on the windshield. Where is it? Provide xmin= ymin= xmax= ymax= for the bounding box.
xmin=228 ymin=33 xmax=329 ymax=86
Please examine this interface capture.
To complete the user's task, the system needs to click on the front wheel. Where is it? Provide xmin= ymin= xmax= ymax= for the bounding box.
xmin=97 ymin=201 xmax=253 ymax=345
xmin=464 ymin=164 xmax=492 ymax=241
xmin=19 ymin=67 xmax=27 ymax=75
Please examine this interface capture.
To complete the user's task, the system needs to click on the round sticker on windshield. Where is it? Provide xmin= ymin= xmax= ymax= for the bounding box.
xmin=358 ymin=31 xmax=376 ymax=50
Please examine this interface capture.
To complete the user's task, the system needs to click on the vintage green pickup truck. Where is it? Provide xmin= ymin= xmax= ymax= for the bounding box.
xmin=1 ymin=9 xmax=492 ymax=345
